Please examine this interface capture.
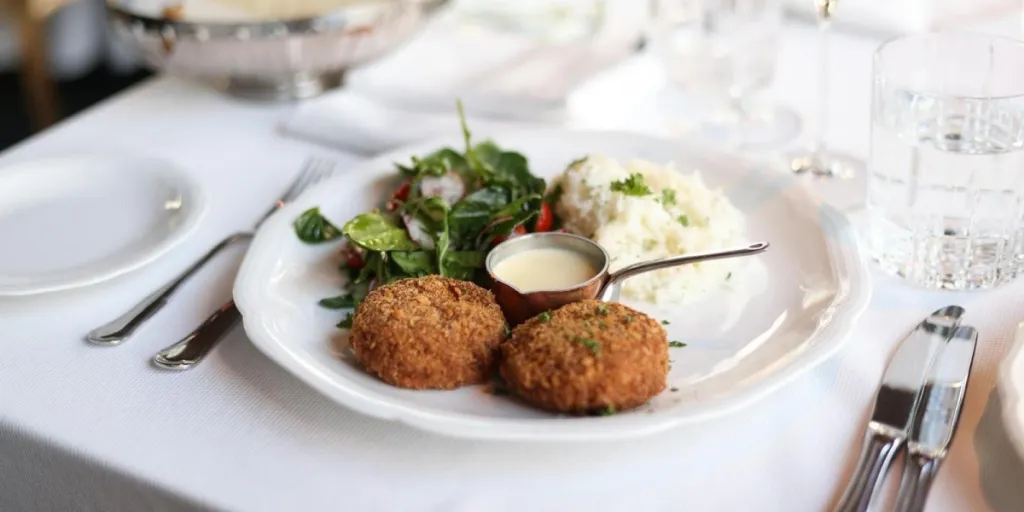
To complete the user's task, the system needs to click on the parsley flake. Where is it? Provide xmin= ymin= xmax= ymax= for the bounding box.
xmin=595 ymin=304 xmax=609 ymax=316
xmin=661 ymin=189 xmax=677 ymax=206
xmin=661 ymin=320 xmax=670 ymax=325
xmin=504 ymin=325 xmax=511 ymax=338
xmin=574 ymin=336 xmax=601 ymax=357
xmin=599 ymin=321 xmax=608 ymax=329
xmin=677 ymin=214 xmax=690 ymax=227
xmin=626 ymin=315 xmax=633 ymax=324
xmin=538 ymin=311 xmax=552 ymax=323
xmin=600 ymin=405 xmax=616 ymax=416
xmin=669 ymin=341 xmax=687 ymax=348
xmin=610 ymin=173 xmax=652 ymax=196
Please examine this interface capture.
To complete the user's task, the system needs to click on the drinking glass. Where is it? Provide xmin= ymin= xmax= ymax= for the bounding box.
xmin=650 ymin=0 xmax=800 ymax=149
xmin=786 ymin=0 xmax=863 ymax=177
xmin=868 ymin=33 xmax=1024 ymax=290
xmin=452 ymin=0 xmax=605 ymax=42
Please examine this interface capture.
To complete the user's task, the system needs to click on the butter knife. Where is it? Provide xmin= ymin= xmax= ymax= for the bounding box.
xmin=834 ymin=305 xmax=965 ymax=512
xmin=893 ymin=325 xmax=978 ymax=512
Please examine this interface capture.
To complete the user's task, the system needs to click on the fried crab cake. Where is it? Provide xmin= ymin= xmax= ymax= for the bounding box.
xmin=349 ymin=275 xmax=507 ymax=390
xmin=499 ymin=300 xmax=668 ymax=414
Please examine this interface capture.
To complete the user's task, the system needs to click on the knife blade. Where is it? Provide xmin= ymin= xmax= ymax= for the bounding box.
xmin=834 ymin=305 xmax=965 ymax=512
xmin=893 ymin=325 xmax=978 ymax=512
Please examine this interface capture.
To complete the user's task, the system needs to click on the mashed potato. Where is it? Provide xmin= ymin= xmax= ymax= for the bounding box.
xmin=551 ymin=154 xmax=746 ymax=305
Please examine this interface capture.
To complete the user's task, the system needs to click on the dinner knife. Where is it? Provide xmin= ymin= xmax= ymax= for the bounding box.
xmin=834 ymin=305 xmax=965 ymax=512
xmin=893 ymin=325 xmax=978 ymax=512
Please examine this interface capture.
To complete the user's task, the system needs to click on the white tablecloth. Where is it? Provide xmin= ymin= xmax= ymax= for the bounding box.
xmin=4 ymin=17 xmax=1024 ymax=512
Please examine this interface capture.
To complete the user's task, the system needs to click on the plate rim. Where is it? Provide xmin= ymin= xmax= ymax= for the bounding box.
xmin=234 ymin=128 xmax=872 ymax=441
xmin=997 ymin=322 xmax=1024 ymax=460
xmin=0 ymin=153 xmax=208 ymax=296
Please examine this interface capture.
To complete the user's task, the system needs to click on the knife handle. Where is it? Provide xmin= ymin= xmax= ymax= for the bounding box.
xmin=834 ymin=429 xmax=903 ymax=512
xmin=893 ymin=451 xmax=941 ymax=512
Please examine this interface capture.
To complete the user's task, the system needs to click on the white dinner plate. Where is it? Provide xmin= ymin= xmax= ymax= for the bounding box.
xmin=0 ymin=155 xmax=206 ymax=296
xmin=998 ymin=323 xmax=1024 ymax=460
xmin=234 ymin=129 xmax=871 ymax=441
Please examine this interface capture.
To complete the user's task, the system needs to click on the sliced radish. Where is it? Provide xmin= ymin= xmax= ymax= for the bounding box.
xmin=402 ymin=213 xmax=436 ymax=250
xmin=418 ymin=170 xmax=465 ymax=205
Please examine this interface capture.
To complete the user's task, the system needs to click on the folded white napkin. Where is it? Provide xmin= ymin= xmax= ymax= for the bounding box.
xmin=280 ymin=91 xmax=541 ymax=155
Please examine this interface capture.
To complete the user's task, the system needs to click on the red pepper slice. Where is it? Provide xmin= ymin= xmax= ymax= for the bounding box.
xmin=533 ymin=203 xmax=553 ymax=232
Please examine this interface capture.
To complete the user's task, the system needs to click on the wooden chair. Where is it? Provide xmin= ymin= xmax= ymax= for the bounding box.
xmin=0 ymin=0 xmax=73 ymax=131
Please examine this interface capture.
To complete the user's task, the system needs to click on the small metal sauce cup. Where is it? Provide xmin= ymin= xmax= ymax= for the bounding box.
xmin=486 ymin=232 xmax=769 ymax=325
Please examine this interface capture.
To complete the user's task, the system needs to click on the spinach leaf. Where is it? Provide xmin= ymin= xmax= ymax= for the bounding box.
xmin=475 ymin=194 xmax=542 ymax=247
xmin=342 ymin=212 xmax=419 ymax=251
xmin=447 ymin=186 xmax=511 ymax=247
xmin=440 ymin=251 xmax=485 ymax=281
xmin=391 ymin=251 xmax=436 ymax=277
xmin=319 ymin=294 xmax=357 ymax=309
xmin=294 ymin=207 xmax=343 ymax=244
xmin=337 ymin=312 xmax=355 ymax=329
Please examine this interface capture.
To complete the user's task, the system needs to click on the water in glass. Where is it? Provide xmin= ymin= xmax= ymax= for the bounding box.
xmin=867 ymin=34 xmax=1024 ymax=289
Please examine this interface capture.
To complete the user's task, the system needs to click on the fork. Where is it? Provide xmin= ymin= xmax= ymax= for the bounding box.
xmin=87 ymin=158 xmax=337 ymax=347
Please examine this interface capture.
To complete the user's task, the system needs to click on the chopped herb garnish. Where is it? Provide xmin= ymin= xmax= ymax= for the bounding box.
xmin=677 ymin=214 xmax=690 ymax=227
xmin=661 ymin=189 xmax=677 ymax=206
xmin=726 ymin=272 xmax=733 ymax=281
xmin=600 ymin=405 xmax=616 ymax=416
xmin=610 ymin=173 xmax=652 ymax=196
xmin=669 ymin=341 xmax=687 ymax=348
xmin=319 ymin=294 xmax=357 ymax=309
xmin=599 ymin=321 xmax=608 ymax=329
xmin=574 ymin=336 xmax=601 ymax=357
xmin=504 ymin=325 xmax=511 ymax=338
xmin=583 ymin=320 xmax=591 ymax=328
xmin=595 ymin=304 xmax=609 ymax=316
xmin=661 ymin=320 xmax=670 ymax=325
xmin=538 ymin=311 xmax=552 ymax=322
xmin=625 ymin=315 xmax=633 ymax=324
xmin=336 ymin=312 xmax=355 ymax=329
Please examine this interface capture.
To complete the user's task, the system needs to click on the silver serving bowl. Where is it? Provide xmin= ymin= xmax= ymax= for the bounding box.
xmin=107 ymin=0 xmax=448 ymax=101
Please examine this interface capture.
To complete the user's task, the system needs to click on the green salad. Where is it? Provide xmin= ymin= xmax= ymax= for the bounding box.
xmin=293 ymin=104 xmax=560 ymax=319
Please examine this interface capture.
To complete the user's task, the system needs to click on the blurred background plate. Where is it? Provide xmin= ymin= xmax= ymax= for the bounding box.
xmin=0 ymin=154 xmax=205 ymax=295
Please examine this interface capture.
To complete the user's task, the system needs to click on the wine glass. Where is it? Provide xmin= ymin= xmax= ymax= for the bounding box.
xmin=786 ymin=0 xmax=864 ymax=178
xmin=649 ymin=0 xmax=801 ymax=150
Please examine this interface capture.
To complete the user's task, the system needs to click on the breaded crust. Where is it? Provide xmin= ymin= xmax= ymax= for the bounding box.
xmin=350 ymin=275 xmax=507 ymax=390
xmin=500 ymin=300 xmax=668 ymax=414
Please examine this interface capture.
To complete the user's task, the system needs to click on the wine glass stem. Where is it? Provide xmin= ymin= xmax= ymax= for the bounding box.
xmin=813 ymin=16 xmax=830 ymax=157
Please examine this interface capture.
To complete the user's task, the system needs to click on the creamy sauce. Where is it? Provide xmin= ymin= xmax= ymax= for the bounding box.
xmin=493 ymin=248 xmax=599 ymax=292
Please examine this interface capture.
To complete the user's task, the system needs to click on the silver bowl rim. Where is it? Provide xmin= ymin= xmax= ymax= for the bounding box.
xmin=106 ymin=0 xmax=447 ymax=41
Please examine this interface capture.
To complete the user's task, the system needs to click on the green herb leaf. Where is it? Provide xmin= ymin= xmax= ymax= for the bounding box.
xmin=318 ymin=294 xmax=357 ymax=309
xmin=595 ymin=304 xmax=609 ymax=316
xmin=625 ymin=315 xmax=633 ymax=324
xmin=661 ymin=189 xmax=677 ymax=206
xmin=669 ymin=341 xmax=687 ymax=348
xmin=599 ymin=321 xmax=608 ymax=329
xmin=661 ymin=320 xmax=670 ymax=325
xmin=391 ymin=251 xmax=435 ymax=277
xmin=600 ymin=405 xmax=616 ymax=416
xmin=441 ymin=251 xmax=485 ymax=281
xmin=336 ymin=312 xmax=355 ymax=329
xmin=574 ymin=336 xmax=601 ymax=357
xmin=504 ymin=325 xmax=511 ymax=338
xmin=294 ymin=207 xmax=343 ymax=244
xmin=677 ymin=214 xmax=690 ymax=227
xmin=342 ymin=212 xmax=419 ymax=252
xmin=610 ymin=173 xmax=652 ymax=196
xmin=538 ymin=311 xmax=552 ymax=323
xmin=567 ymin=156 xmax=589 ymax=169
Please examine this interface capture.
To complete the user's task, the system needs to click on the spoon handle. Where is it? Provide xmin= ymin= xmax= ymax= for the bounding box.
xmin=598 ymin=242 xmax=769 ymax=302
